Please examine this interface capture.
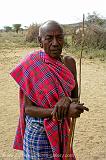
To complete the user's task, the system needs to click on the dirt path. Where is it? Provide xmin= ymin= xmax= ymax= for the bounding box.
xmin=0 ymin=49 xmax=106 ymax=160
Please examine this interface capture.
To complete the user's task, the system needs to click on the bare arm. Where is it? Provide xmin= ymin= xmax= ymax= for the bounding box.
xmin=24 ymin=95 xmax=53 ymax=118
xmin=63 ymin=56 xmax=78 ymax=99
xmin=25 ymin=94 xmax=89 ymax=120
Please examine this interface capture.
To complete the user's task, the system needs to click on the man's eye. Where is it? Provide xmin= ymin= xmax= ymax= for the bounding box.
xmin=57 ymin=36 xmax=64 ymax=40
xmin=45 ymin=37 xmax=52 ymax=41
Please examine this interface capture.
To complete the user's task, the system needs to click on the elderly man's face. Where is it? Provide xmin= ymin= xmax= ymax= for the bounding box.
xmin=40 ymin=24 xmax=64 ymax=59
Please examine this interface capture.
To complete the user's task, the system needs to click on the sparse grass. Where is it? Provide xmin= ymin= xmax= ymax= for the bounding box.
xmin=64 ymin=46 xmax=106 ymax=59
xmin=0 ymin=32 xmax=39 ymax=50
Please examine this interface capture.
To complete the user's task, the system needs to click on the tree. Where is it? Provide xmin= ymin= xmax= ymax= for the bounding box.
xmin=13 ymin=24 xmax=21 ymax=33
xmin=4 ymin=26 xmax=12 ymax=32
xmin=87 ymin=12 xmax=105 ymax=26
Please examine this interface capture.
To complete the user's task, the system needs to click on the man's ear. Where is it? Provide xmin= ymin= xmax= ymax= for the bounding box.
xmin=38 ymin=36 xmax=43 ymax=48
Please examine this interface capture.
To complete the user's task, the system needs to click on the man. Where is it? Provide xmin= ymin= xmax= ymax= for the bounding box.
xmin=10 ymin=20 xmax=89 ymax=160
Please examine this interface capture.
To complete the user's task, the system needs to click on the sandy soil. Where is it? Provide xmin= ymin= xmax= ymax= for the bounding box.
xmin=0 ymin=48 xmax=106 ymax=160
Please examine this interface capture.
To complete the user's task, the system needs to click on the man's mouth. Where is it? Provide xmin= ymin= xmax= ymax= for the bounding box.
xmin=50 ymin=50 xmax=61 ymax=58
xmin=51 ymin=49 xmax=61 ymax=52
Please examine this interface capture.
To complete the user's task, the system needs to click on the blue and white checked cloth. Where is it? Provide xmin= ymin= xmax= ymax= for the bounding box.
xmin=23 ymin=115 xmax=54 ymax=160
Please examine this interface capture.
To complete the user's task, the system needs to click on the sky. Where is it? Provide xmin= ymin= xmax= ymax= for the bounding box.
xmin=0 ymin=0 xmax=106 ymax=29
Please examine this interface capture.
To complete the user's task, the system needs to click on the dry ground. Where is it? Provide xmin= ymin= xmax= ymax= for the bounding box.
xmin=0 ymin=47 xmax=106 ymax=160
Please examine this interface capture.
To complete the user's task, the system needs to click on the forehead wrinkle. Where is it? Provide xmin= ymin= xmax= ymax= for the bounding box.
xmin=39 ymin=20 xmax=63 ymax=37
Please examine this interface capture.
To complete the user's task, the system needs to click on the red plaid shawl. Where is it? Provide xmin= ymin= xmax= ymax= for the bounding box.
xmin=10 ymin=50 xmax=75 ymax=159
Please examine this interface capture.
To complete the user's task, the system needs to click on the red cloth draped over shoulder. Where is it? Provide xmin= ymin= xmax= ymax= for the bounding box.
xmin=10 ymin=50 xmax=75 ymax=160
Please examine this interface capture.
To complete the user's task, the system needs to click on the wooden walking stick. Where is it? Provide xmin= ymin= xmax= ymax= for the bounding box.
xmin=66 ymin=14 xmax=85 ymax=160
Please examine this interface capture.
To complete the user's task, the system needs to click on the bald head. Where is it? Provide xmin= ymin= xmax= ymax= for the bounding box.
xmin=38 ymin=20 xmax=64 ymax=59
xmin=39 ymin=20 xmax=63 ymax=37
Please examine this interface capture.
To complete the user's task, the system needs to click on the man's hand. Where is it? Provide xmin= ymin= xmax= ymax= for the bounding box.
xmin=68 ymin=102 xmax=89 ymax=118
xmin=51 ymin=97 xmax=71 ymax=120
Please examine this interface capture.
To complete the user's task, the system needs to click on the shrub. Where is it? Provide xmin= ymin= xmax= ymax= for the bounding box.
xmin=72 ymin=24 xmax=106 ymax=50
xmin=25 ymin=23 xmax=39 ymax=43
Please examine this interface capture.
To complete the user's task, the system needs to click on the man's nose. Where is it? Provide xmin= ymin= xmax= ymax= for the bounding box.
xmin=52 ymin=37 xmax=58 ymax=46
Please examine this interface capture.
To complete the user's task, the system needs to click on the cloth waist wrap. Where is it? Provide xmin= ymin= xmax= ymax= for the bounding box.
xmin=10 ymin=50 xmax=75 ymax=160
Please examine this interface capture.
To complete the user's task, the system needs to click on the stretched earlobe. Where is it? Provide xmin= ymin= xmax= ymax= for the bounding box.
xmin=38 ymin=36 xmax=43 ymax=48
xmin=40 ymin=43 xmax=43 ymax=48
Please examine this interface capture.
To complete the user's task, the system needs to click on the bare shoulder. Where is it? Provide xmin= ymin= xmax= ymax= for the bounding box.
xmin=63 ymin=55 xmax=77 ymax=77
xmin=63 ymin=55 xmax=76 ymax=66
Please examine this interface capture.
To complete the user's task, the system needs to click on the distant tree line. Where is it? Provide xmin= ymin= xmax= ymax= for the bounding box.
xmin=4 ymin=24 xmax=22 ymax=33
xmin=2 ymin=12 xmax=106 ymax=50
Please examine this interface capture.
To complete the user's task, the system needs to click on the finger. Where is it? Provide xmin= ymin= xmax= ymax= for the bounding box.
xmin=55 ymin=112 xmax=58 ymax=120
xmin=75 ymin=113 xmax=81 ymax=118
xmin=62 ymin=106 xmax=68 ymax=119
xmin=78 ymin=103 xmax=89 ymax=111
xmin=79 ymin=103 xmax=84 ymax=105
xmin=63 ymin=105 xmax=70 ymax=118
xmin=77 ymin=114 xmax=80 ymax=118
xmin=82 ymin=106 xmax=89 ymax=111
xmin=63 ymin=108 xmax=67 ymax=118
xmin=77 ymin=107 xmax=84 ymax=113
xmin=51 ymin=106 xmax=57 ymax=119
xmin=60 ymin=107 xmax=64 ymax=120
xmin=77 ymin=105 xmax=89 ymax=111
xmin=52 ymin=113 xmax=58 ymax=121
xmin=57 ymin=106 xmax=62 ymax=120
xmin=51 ymin=105 xmax=57 ymax=114
xmin=77 ymin=109 xmax=84 ymax=114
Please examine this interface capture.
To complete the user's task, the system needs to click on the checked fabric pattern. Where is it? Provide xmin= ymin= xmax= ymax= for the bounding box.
xmin=10 ymin=50 xmax=75 ymax=160
xmin=23 ymin=115 xmax=54 ymax=160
